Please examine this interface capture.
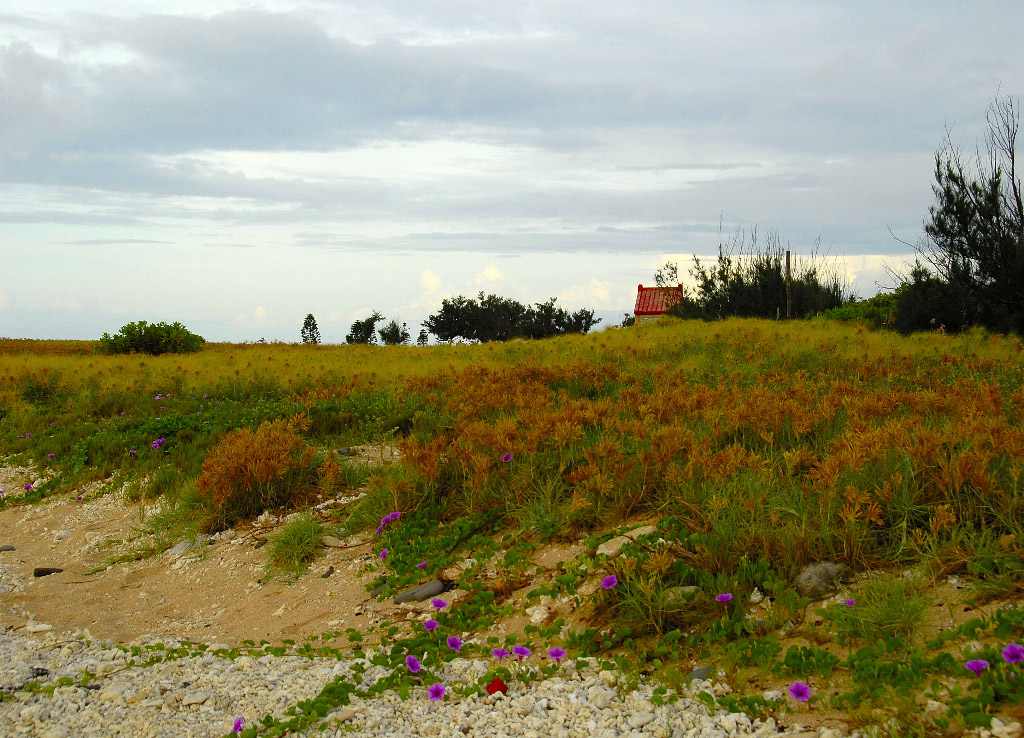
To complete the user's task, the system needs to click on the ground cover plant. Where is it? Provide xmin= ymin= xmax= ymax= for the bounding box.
xmin=1 ymin=318 xmax=1023 ymax=735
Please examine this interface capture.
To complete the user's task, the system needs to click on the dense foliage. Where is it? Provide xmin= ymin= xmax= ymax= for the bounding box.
xmin=906 ymin=95 xmax=1024 ymax=334
xmin=378 ymin=319 xmax=411 ymax=346
xmin=423 ymin=292 xmax=600 ymax=342
xmin=657 ymin=229 xmax=852 ymax=321
xmin=346 ymin=311 xmax=382 ymax=344
xmin=97 ymin=320 xmax=205 ymax=355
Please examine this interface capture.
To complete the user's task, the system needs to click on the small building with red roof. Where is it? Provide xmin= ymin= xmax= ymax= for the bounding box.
xmin=634 ymin=284 xmax=683 ymax=324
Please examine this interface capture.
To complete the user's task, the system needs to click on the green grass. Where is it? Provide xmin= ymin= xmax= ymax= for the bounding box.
xmin=263 ymin=512 xmax=325 ymax=582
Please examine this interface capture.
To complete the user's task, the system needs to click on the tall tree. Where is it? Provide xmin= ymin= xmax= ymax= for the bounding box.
xmin=346 ymin=311 xmax=382 ymax=344
xmin=920 ymin=94 xmax=1024 ymax=333
xmin=378 ymin=319 xmax=411 ymax=345
xmin=300 ymin=314 xmax=320 ymax=344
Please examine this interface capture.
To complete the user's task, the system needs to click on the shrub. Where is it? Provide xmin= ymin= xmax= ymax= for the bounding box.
xmin=821 ymin=292 xmax=898 ymax=328
xmin=264 ymin=512 xmax=324 ymax=581
xmin=98 ymin=320 xmax=205 ymax=355
xmin=195 ymin=416 xmax=316 ymax=531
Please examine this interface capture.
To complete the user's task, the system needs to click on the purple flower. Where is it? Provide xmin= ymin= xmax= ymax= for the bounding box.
xmin=512 ymin=646 xmax=531 ymax=661
xmin=432 ymin=598 xmax=448 ymax=612
xmin=965 ymin=659 xmax=990 ymax=676
xmin=548 ymin=647 xmax=566 ymax=663
xmin=203 ymin=393 xmax=209 ymax=398
xmin=1003 ymin=643 xmax=1024 ymax=664
xmin=47 ymin=453 xmax=55 ymax=458
xmin=26 ymin=433 xmax=31 ymax=438
xmin=427 ymin=682 xmax=445 ymax=701
xmin=424 ymin=619 xmax=439 ymax=633
xmin=789 ymin=681 xmax=811 ymax=701
xmin=129 ymin=450 xmax=136 ymax=456
xmin=23 ymin=484 xmax=32 ymax=491
xmin=501 ymin=452 xmax=513 ymax=463
xmin=76 ymin=495 xmax=82 ymax=502
xmin=379 ymin=549 xmax=388 ymax=560
xmin=447 ymin=636 xmax=463 ymax=651
xmin=406 ymin=655 xmax=421 ymax=673
xmin=155 ymin=394 xmax=162 ymax=400
xmin=601 ymin=575 xmax=617 ymax=590
xmin=715 ymin=593 xmax=733 ymax=603
xmin=491 ymin=648 xmax=509 ymax=661
xmin=232 ymin=716 xmax=244 ymax=733
xmin=417 ymin=561 xmax=427 ymax=571
xmin=375 ymin=511 xmax=402 ymax=534
xmin=842 ymin=599 xmax=856 ymax=607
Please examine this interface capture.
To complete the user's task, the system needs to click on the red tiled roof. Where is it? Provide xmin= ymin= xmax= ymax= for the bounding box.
xmin=634 ymin=284 xmax=682 ymax=315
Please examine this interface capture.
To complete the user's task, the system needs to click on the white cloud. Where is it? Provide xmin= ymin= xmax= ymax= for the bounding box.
xmin=475 ymin=266 xmax=502 ymax=284
xmin=420 ymin=269 xmax=441 ymax=294
xmin=0 ymin=287 xmax=11 ymax=310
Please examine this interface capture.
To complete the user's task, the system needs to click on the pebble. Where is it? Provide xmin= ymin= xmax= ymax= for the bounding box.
xmin=0 ymin=625 xmax=820 ymax=738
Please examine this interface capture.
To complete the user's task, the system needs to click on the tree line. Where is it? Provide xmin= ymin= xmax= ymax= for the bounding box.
xmin=298 ymin=294 xmax=601 ymax=346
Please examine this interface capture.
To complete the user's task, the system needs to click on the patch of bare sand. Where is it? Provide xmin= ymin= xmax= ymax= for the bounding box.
xmin=0 ymin=453 xmax=588 ymax=648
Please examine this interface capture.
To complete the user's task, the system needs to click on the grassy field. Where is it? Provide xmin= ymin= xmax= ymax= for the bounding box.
xmin=2 ymin=318 xmax=1023 ymax=735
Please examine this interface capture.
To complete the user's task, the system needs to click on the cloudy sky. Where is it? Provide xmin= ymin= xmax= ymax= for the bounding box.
xmin=2 ymin=1 xmax=1022 ymax=342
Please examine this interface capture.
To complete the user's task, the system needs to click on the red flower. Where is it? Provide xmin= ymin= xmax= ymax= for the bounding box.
xmin=486 ymin=678 xmax=508 ymax=695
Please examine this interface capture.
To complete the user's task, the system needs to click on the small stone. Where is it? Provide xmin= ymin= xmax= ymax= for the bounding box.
xmin=322 ymin=535 xmax=344 ymax=548
xmin=55 ymin=530 xmax=71 ymax=540
xmin=992 ymin=718 xmax=1023 ymax=738
xmin=749 ymin=587 xmax=764 ymax=604
xmin=0 ymin=545 xmax=16 ymax=552
xmin=26 ymin=623 xmax=53 ymax=633
xmin=335 ymin=707 xmax=357 ymax=723
xmin=321 ymin=566 xmax=334 ymax=579
xmin=181 ymin=691 xmax=210 ymax=706
xmin=32 ymin=567 xmax=63 ymax=577
xmin=526 ymin=605 xmax=549 ymax=624
xmin=627 ymin=712 xmax=655 ymax=729
xmin=762 ymin=690 xmax=784 ymax=701
xmin=794 ymin=562 xmax=851 ymax=600
xmin=818 ymin=728 xmax=845 ymax=738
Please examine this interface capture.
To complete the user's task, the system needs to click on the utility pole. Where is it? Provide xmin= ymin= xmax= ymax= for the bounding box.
xmin=785 ymin=250 xmax=792 ymax=319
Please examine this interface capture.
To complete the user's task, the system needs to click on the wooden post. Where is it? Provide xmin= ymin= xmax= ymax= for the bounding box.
xmin=785 ymin=250 xmax=792 ymax=320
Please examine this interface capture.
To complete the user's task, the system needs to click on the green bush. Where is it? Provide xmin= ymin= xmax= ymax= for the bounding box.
xmin=821 ymin=292 xmax=898 ymax=328
xmin=98 ymin=321 xmax=205 ymax=355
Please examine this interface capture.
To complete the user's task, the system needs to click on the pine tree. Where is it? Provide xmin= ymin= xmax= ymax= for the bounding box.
xmin=301 ymin=314 xmax=320 ymax=344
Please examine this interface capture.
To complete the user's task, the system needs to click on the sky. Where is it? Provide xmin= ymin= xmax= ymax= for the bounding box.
xmin=2 ymin=2 xmax=1022 ymax=342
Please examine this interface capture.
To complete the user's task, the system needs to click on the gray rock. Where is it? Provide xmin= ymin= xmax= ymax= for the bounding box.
xmin=394 ymin=580 xmax=445 ymax=604
xmin=0 ymin=545 xmax=15 ymax=552
xmin=794 ymin=561 xmax=852 ymax=600
xmin=32 ymin=567 xmax=63 ymax=578
xmin=322 ymin=535 xmax=344 ymax=548
xmin=687 ymin=666 xmax=712 ymax=681
xmin=168 ymin=536 xmax=209 ymax=557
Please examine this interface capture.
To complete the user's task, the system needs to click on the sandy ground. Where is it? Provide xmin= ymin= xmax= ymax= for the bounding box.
xmin=0 ymin=455 xmax=585 ymax=647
